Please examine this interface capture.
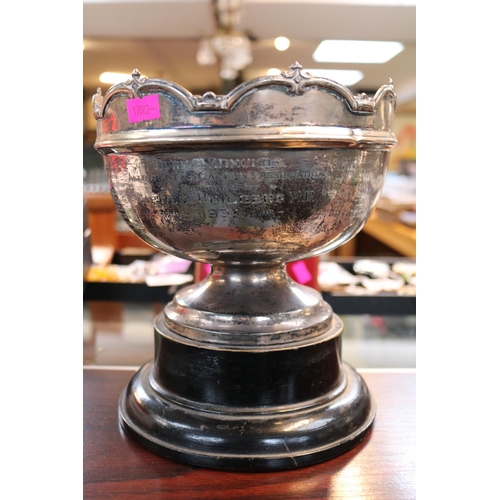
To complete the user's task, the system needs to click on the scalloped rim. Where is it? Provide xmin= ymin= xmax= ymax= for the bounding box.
xmin=93 ymin=62 xmax=396 ymax=120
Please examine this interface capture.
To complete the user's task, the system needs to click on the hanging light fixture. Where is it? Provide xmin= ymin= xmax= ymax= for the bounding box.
xmin=196 ymin=0 xmax=252 ymax=81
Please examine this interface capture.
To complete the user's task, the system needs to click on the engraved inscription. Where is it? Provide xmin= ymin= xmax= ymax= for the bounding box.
xmin=198 ymin=192 xmax=285 ymax=205
xmin=107 ymin=150 xmax=386 ymax=238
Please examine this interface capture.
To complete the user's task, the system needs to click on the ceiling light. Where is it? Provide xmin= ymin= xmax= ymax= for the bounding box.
xmin=197 ymin=34 xmax=253 ymax=78
xmin=304 ymin=69 xmax=364 ymax=86
xmin=267 ymin=68 xmax=281 ymax=76
xmin=197 ymin=0 xmax=252 ymax=79
xmin=197 ymin=39 xmax=217 ymax=66
xmin=99 ymin=72 xmax=133 ymax=85
xmin=312 ymin=40 xmax=404 ymax=64
xmin=274 ymin=37 xmax=290 ymax=51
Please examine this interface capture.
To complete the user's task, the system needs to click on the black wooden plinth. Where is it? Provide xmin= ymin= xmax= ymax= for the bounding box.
xmin=118 ymin=315 xmax=376 ymax=471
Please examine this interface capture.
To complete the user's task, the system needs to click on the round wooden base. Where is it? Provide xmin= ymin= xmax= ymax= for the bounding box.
xmin=118 ymin=318 xmax=376 ymax=471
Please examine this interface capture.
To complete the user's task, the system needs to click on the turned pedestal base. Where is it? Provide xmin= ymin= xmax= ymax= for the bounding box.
xmin=118 ymin=314 xmax=375 ymax=471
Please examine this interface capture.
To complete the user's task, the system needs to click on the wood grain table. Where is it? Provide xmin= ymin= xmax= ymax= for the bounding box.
xmin=83 ymin=367 xmax=416 ymax=499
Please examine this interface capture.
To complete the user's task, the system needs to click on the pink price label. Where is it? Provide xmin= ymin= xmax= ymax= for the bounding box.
xmin=289 ymin=260 xmax=312 ymax=284
xmin=126 ymin=94 xmax=161 ymax=123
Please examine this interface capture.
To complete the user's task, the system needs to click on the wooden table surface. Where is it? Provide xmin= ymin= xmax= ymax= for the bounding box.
xmin=83 ymin=367 xmax=416 ymax=499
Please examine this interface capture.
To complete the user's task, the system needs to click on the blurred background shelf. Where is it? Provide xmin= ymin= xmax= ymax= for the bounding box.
xmin=83 ymin=279 xmax=415 ymax=316
xmin=83 ymin=252 xmax=415 ymax=316
xmin=362 ymin=213 xmax=416 ymax=258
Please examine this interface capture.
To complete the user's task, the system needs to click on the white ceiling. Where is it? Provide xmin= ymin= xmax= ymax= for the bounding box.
xmin=83 ymin=0 xmax=416 ymax=104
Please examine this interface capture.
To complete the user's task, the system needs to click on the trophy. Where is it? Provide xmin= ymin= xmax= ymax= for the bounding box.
xmin=93 ymin=63 xmax=397 ymax=471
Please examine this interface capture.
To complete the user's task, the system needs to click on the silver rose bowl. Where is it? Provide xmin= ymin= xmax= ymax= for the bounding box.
xmin=93 ymin=63 xmax=397 ymax=471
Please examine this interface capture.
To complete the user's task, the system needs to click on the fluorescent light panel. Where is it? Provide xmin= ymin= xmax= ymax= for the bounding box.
xmin=313 ymin=40 xmax=404 ymax=64
xmin=99 ymin=72 xmax=132 ymax=84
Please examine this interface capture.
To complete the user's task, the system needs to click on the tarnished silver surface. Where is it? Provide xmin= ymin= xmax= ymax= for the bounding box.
xmin=94 ymin=63 xmax=397 ymax=347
